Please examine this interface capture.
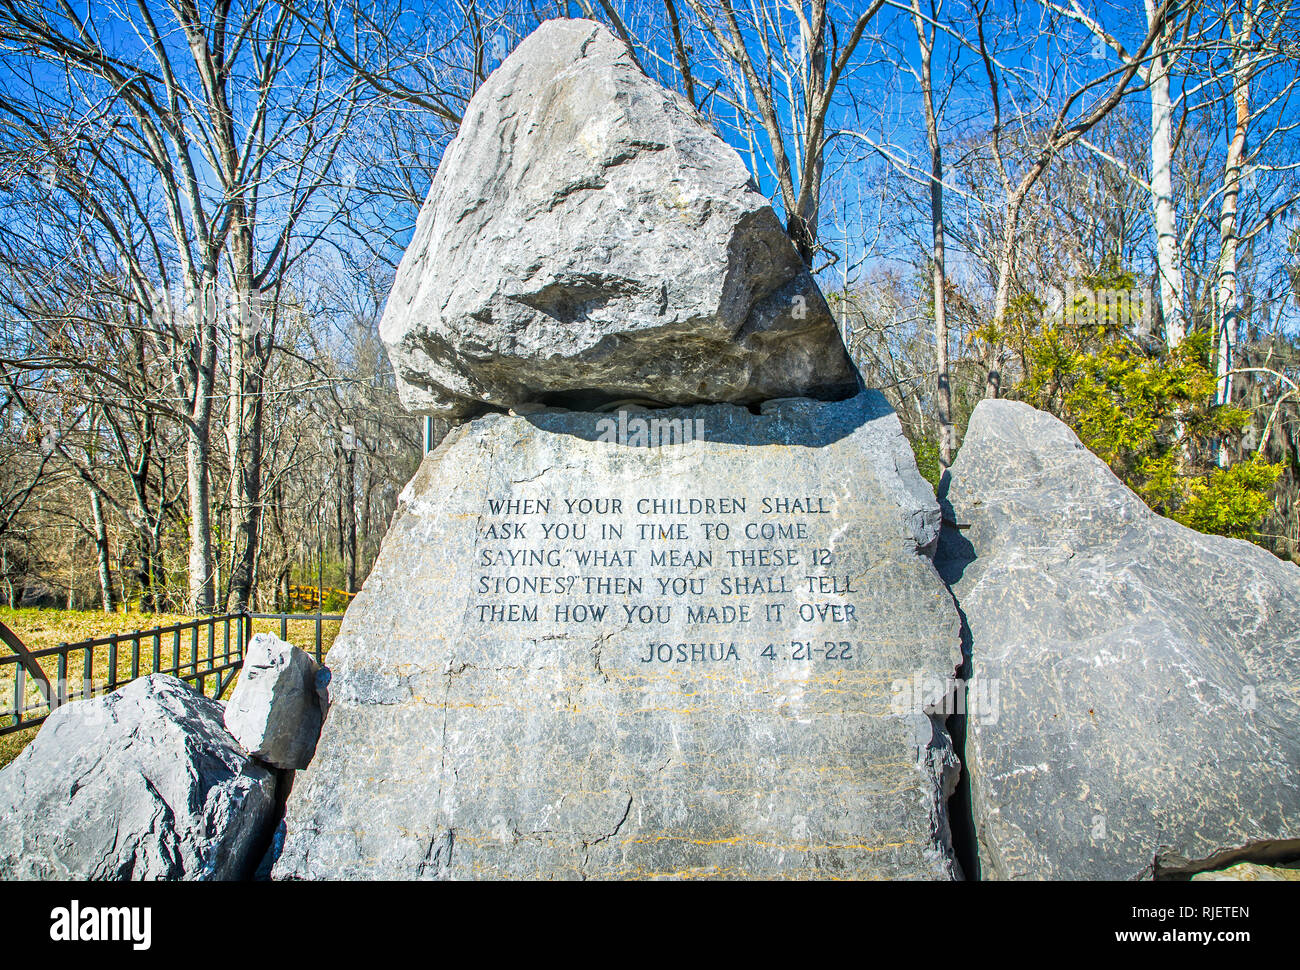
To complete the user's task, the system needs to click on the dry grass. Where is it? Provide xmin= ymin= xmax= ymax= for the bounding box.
xmin=0 ymin=606 xmax=342 ymax=769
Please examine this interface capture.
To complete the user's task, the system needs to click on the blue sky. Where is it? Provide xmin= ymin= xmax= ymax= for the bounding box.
xmin=3 ymin=0 xmax=1296 ymax=333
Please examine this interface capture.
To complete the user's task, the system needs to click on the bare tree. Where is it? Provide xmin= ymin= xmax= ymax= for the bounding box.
xmin=676 ymin=0 xmax=887 ymax=263
xmin=911 ymin=0 xmax=955 ymax=464
xmin=971 ymin=0 xmax=1175 ymax=395
xmin=0 ymin=0 xmax=374 ymax=611
xmin=1204 ymin=0 xmax=1300 ymax=464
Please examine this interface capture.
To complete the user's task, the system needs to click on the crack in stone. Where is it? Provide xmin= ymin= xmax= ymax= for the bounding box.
xmin=415 ymin=828 xmax=455 ymax=879
xmin=510 ymin=465 xmax=553 ymax=485
xmin=590 ymin=794 xmax=634 ymax=848
xmin=589 ymin=623 xmax=630 ymax=683
xmin=578 ymin=793 xmax=634 ymax=878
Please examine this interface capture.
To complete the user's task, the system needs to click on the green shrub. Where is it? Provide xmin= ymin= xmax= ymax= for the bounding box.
xmin=1010 ymin=267 xmax=1280 ymax=542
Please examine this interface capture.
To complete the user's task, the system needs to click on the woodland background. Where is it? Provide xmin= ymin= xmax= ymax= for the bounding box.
xmin=0 ymin=0 xmax=1296 ymax=615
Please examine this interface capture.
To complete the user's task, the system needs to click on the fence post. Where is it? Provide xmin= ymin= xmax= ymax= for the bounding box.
xmin=13 ymin=665 xmax=24 ymax=728
xmin=55 ymin=649 xmax=68 ymax=709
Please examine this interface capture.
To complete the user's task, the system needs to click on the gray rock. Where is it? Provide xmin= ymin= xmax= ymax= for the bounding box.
xmin=0 ymin=675 xmax=277 ymax=880
xmin=379 ymin=19 xmax=857 ymax=419
xmin=937 ymin=400 xmax=1300 ymax=880
xmin=276 ymin=391 xmax=963 ymax=879
xmin=224 ymin=633 xmax=329 ymax=770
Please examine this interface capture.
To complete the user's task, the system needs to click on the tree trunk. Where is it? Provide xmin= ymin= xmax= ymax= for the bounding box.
xmin=361 ymin=465 xmax=377 ymax=581
xmin=2 ymin=546 xmax=15 ymax=609
xmin=187 ymin=421 xmax=214 ymax=614
xmin=986 ymin=189 xmax=1026 ymax=399
xmin=225 ymin=206 xmax=266 ymax=613
xmin=89 ymin=487 xmax=113 ymax=612
xmin=66 ymin=530 xmax=76 ymax=610
xmin=1214 ymin=1 xmax=1254 ymax=467
xmin=1146 ymin=0 xmax=1186 ymax=348
xmin=344 ymin=448 xmax=358 ymax=594
xmin=914 ymin=0 xmax=955 ymax=465
xmin=791 ymin=7 xmax=828 ymax=264
xmin=182 ymin=274 xmax=219 ymax=616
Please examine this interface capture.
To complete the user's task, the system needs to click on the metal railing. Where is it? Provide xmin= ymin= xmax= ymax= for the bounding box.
xmin=1 ymin=611 xmax=343 ymax=737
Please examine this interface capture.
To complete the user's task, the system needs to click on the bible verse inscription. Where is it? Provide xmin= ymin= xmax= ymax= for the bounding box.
xmin=474 ymin=495 xmax=861 ymax=665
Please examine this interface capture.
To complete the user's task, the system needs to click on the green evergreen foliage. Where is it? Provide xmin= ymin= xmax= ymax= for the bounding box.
xmin=912 ymin=436 xmax=942 ymax=490
xmin=1011 ymin=265 xmax=1281 ymax=540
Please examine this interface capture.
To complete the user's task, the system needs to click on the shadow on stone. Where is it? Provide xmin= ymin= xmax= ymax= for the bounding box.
xmin=521 ymin=389 xmax=891 ymax=449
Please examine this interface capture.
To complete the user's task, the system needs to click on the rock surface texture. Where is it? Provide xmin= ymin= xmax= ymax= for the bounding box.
xmin=379 ymin=19 xmax=857 ymax=419
xmin=224 ymin=632 xmax=329 ymax=770
xmin=276 ymin=392 xmax=964 ymax=879
xmin=937 ymin=400 xmax=1300 ymax=880
xmin=0 ymin=675 xmax=277 ymax=880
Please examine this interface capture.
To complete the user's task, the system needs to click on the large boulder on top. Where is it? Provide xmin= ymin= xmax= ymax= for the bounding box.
xmin=379 ymin=18 xmax=858 ymax=419
xmin=0 ymin=675 xmax=277 ymax=880
xmin=224 ymin=632 xmax=329 ymax=770
xmin=937 ymin=400 xmax=1300 ymax=880
xmin=275 ymin=392 xmax=964 ymax=880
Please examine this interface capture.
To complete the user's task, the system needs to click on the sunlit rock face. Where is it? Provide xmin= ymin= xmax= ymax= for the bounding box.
xmin=275 ymin=393 xmax=965 ymax=880
xmin=0 ymin=675 xmax=276 ymax=880
xmin=379 ymin=19 xmax=857 ymax=420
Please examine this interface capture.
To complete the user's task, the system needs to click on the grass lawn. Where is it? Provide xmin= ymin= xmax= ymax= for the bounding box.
xmin=0 ymin=606 xmax=342 ymax=769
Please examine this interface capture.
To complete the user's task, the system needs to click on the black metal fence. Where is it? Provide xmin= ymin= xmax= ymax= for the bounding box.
xmin=1 ymin=612 xmax=343 ymax=738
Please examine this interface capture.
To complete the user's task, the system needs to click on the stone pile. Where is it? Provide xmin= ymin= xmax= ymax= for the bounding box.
xmin=225 ymin=632 xmax=329 ymax=771
xmin=3 ymin=17 xmax=1295 ymax=883
xmin=0 ymin=675 xmax=277 ymax=880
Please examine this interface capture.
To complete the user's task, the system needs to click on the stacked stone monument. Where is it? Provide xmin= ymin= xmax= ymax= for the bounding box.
xmin=273 ymin=19 xmax=966 ymax=879
xmin=1 ymin=17 xmax=1295 ymax=881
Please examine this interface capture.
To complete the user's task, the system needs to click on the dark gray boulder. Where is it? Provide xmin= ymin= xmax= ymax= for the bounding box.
xmin=379 ymin=19 xmax=857 ymax=419
xmin=938 ymin=399 xmax=1300 ymax=879
xmin=0 ymin=674 xmax=277 ymax=880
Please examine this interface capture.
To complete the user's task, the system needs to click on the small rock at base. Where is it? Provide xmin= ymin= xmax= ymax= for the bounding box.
xmin=224 ymin=633 xmax=329 ymax=770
